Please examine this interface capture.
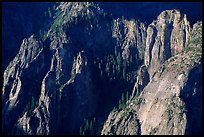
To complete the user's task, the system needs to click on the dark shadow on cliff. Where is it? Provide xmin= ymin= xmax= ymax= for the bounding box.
xmin=180 ymin=63 xmax=202 ymax=135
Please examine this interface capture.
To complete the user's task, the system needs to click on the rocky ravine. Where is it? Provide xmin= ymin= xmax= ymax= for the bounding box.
xmin=101 ymin=20 xmax=202 ymax=135
xmin=2 ymin=2 xmax=202 ymax=135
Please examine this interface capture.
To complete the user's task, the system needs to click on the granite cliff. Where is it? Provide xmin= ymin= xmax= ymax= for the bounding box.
xmin=2 ymin=2 xmax=202 ymax=135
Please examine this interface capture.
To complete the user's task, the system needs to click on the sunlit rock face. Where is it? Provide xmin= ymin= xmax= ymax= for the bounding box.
xmin=144 ymin=10 xmax=191 ymax=79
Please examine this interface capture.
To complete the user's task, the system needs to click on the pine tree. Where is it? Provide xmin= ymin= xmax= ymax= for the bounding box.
xmin=116 ymin=64 xmax=120 ymax=75
xmin=117 ymin=53 xmax=121 ymax=65
xmin=84 ymin=119 xmax=89 ymax=131
xmin=123 ymin=68 xmax=126 ymax=80
xmin=118 ymin=55 xmax=121 ymax=69
xmin=36 ymin=100 xmax=39 ymax=107
xmin=98 ymin=62 xmax=101 ymax=69
xmin=135 ymin=54 xmax=137 ymax=60
xmin=89 ymin=120 xmax=93 ymax=134
xmin=106 ymin=63 xmax=109 ymax=73
xmin=126 ymin=91 xmax=129 ymax=103
xmin=80 ymin=126 xmax=83 ymax=135
xmin=100 ymin=70 xmax=103 ymax=78
xmin=114 ymin=46 xmax=117 ymax=56
xmin=82 ymin=131 xmax=85 ymax=135
xmin=93 ymin=117 xmax=96 ymax=124
xmin=112 ymin=65 xmax=115 ymax=75
xmin=119 ymin=100 xmax=121 ymax=109
xmin=122 ymin=93 xmax=125 ymax=108
xmin=122 ymin=16 xmax=124 ymax=21
xmin=130 ymin=55 xmax=133 ymax=64
xmin=48 ymin=7 xmax=52 ymax=18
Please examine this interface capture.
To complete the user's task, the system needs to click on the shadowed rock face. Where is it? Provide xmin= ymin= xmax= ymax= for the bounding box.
xmin=2 ymin=2 xmax=107 ymax=134
xmin=101 ymin=21 xmax=202 ymax=135
xmin=2 ymin=2 xmax=202 ymax=135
